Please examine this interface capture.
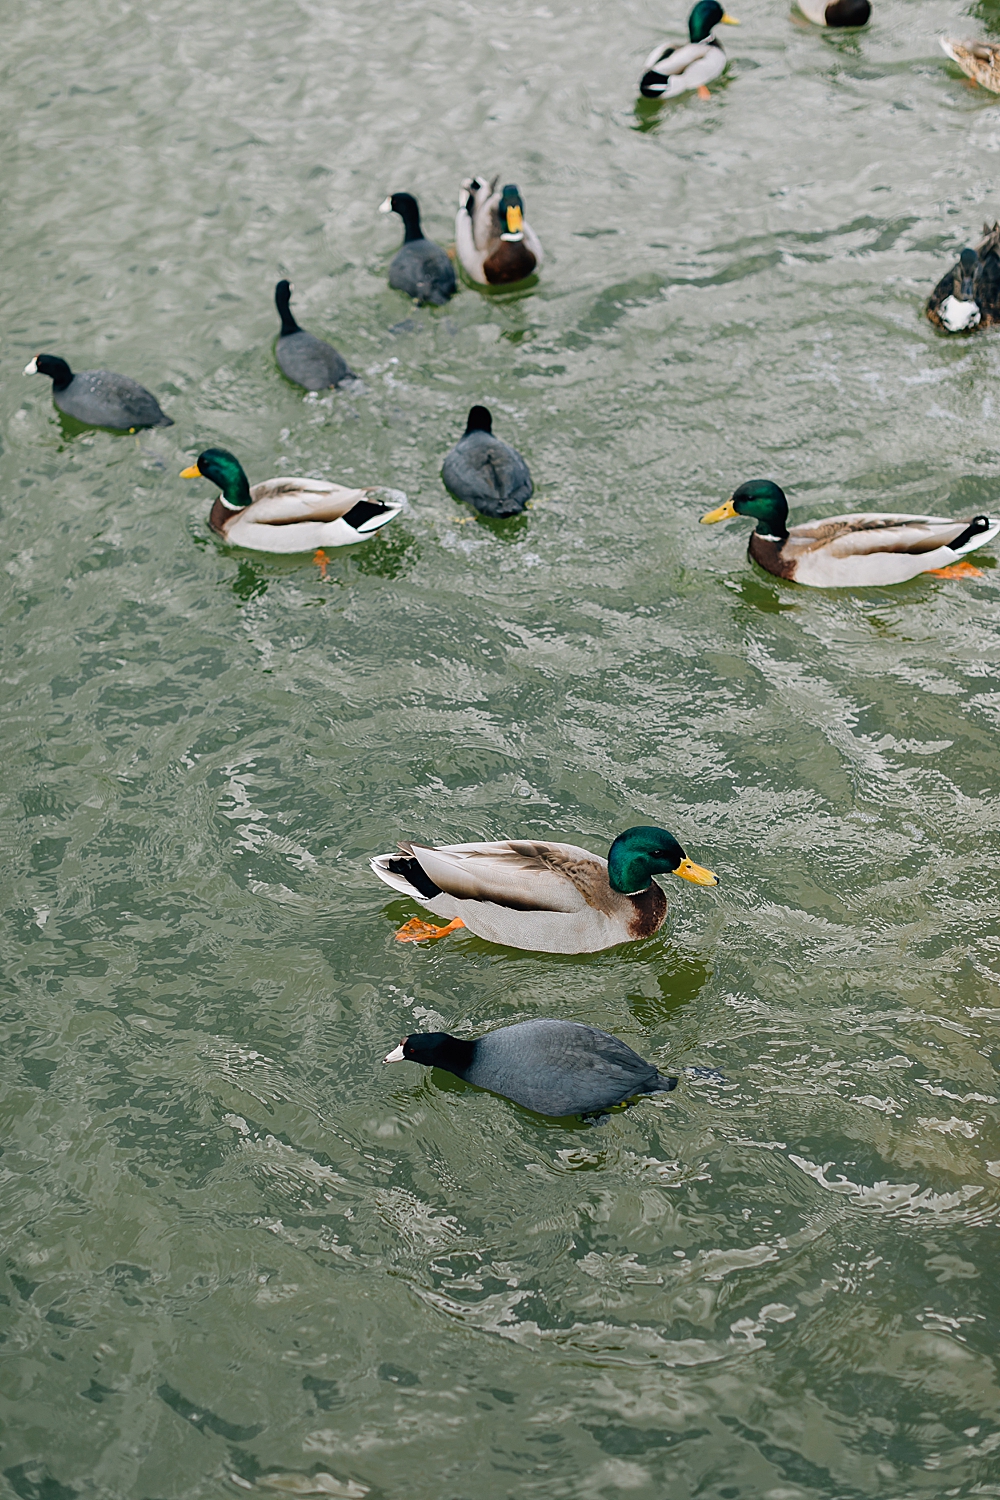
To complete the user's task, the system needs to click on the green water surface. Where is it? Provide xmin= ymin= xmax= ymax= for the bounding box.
xmin=2 ymin=0 xmax=1000 ymax=1494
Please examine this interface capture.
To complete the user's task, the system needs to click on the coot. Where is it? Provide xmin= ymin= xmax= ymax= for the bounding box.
xmin=384 ymin=1018 xmax=677 ymax=1117
xmin=24 ymin=354 xmax=173 ymax=430
xmin=274 ymin=280 xmax=356 ymax=390
xmin=441 ymin=406 xmax=532 ymax=517
xmin=379 ymin=193 xmax=456 ymax=306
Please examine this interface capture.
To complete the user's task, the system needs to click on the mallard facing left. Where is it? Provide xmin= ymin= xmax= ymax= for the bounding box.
xmin=370 ymin=825 xmax=718 ymax=953
xmin=181 ymin=448 xmax=404 ymax=553
xmin=455 ymin=178 xmax=543 ymax=286
xmin=940 ymin=37 xmax=1000 ymax=94
xmin=926 ymin=224 xmax=1000 ymax=334
xmin=701 ymin=480 xmax=1000 ymax=588
xmin=639 ymin=0 xmax=739 ymax=101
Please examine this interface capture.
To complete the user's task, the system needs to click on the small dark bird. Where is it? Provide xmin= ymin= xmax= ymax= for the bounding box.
xmin=441 ymin=406 xmax=533 ymax=517
xmin=23 ymin=354 xmax=173 ymax=430
xmin=379 ymin=192 xmax=456 ymax=306
xmin=384 ymin=1018 xmax=678 ymax=1118
xmin=274 ymin=280 xmax=356 ymax=390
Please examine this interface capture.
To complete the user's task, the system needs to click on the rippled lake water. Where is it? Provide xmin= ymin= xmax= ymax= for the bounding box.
xmin=3 ymin=0 xmax=1000 ymax=1494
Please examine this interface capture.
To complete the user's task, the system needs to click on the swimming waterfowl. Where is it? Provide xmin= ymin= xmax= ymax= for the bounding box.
xmin=455 ymin=178 xmax=543 ymax=286
xmin=940 ymin=37 xmax=1000 ymax=94
xmin=274 ymin=281 xmax=356 ymax=390
xmin=379 ymin=193 xmax=456 ymax=306
xmin=23 ymin=354 xmax=173 ymax=430
xmin=639 ymin=0 xmax=740 ymax=100
xmin=384 ymin=1019 xmax=677 ymax=1119
xmin=701 ymin=480 xmax=1000 ymax=587
xmin=796 ymin=0 xmax=870 ymax=27
xmin=181 ymin=448 xmax=404 ymax=552
xmin=370 ymin=825 xmax=718 ymax=953
xmin=926 ymin=224 xmax=1000 ymax=334
xmin=441 ymin=406 xmax=533 ymax=518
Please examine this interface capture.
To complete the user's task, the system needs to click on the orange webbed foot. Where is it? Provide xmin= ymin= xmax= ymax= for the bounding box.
xmin=314 ymin=548 xmax=329 ymax=579
xmin=697 ymin=85 xmax=711 ymax=99
xmin=394 ymin=916 xmax=466 ymax=943
xmin=927 ymin=561 xmax=984 ymax=579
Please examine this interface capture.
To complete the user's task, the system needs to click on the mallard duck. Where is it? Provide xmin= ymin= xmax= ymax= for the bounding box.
xmin=455 ymin=178 xmax=543 ymax=286
xmin=384 ymin=1020 xmax=677 ymax=1118
xmin=181 ymin=448 xmax=405 ymax=553
xmin=796 ymin=0 xmax=870 ymax=26
xmin=441 ymin=406 xmax=533 ymax=517
xmin=701 ymin=480 xmax=1000 ymax=587
xmin=940 ymin=37 xmax=1000 ymax=94
xmin=639 ymin=0 xmax=740 ymax=100
xmin=926 ymin=224 xmax=1000 ymax=333
xmin=379 ymin=193 xmax=456 ymax=306
xmin=274 ymin=281 xmax=356 ymax=390
xmin=370 ymin=825 xmax=718 ymax=953
xmin=23 ymin=354 xmax=172 ymax=430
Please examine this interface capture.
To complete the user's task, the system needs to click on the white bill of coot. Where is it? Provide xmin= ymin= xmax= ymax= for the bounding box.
xmin=383 ymin=1019 xmax=678 ymax=1118
xmin=379 ymin=192 xmax=456 ymax=306
xmin=24 ymin=354 xmax=173 ymax=430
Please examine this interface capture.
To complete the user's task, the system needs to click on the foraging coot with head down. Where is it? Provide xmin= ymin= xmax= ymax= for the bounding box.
xmin=384 ymin=1018 xmax=677 ymax=1118
xmin=24 ymin=354 xmax=173 ymax=430
xmin=441 ymin=406 xmax=533 ymax=518
xmin=274 ymin=280 xmax=357 ymax=390
xmin=379 ymin=192 xmax=456 ymax=306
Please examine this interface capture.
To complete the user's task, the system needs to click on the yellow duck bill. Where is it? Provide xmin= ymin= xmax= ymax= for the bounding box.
xmin=701 ymin=497 xmax=737 ymax=524
xmin=180 ymin=464 xmax=202 ymax=479
xmin=673 ymin=857 xmax=719 ymax=886
xmin=720 ymin=11 xmax=740 ymax=20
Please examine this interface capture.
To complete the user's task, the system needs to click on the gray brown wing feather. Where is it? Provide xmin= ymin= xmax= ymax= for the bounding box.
xmin=405 ymin=840 xmax=614 ymax=914
xmin=789 ymin=513 xmax=977 ymax=557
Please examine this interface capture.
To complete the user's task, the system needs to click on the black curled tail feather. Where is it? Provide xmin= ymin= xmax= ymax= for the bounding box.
xmin=386 ymin=856 xmax=442 ymax=900
xmin=947 ymin=516 xmax=993 ymax=553
xmin=654 ymin=1073 xmax=678 ymax=1093
xmin=341 ymin=498 xmax=392 ymax=530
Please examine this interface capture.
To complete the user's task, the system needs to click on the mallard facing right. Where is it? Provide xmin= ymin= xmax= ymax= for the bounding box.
xmin=926 ymin=223 xmax=1000 ymax=334
xmin=940 ymin=37 xmax=1000 ymax=94
xmin=639 ymin=0 xmax=740 ymax=101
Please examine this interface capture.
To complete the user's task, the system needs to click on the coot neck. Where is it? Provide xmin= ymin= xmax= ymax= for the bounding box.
xmin=275 ymin=284 xmax=300 ymax=337
xmin=43 ymin=356 xmax=74 ymax=391
xmin=425 ymin=1034 xmax=477 ymax=1078
xmin=398 ymin=200 xmax=425 ymax=243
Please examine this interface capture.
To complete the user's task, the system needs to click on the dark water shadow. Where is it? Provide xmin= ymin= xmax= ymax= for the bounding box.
xmin=424 ymin=1069 xmax=654 ymax=1130
xmin=625 ymin=948 xmax=712 ymax=1025
xmin=457 ymin=271 xmax=540 ymax=300
xmin=737 ymin=571 xmax=798 ymax=614
xmin=442 ymin=491 xmax=532 ymax=539
xmin=55 ymin=410 xmax=147 ymax=443
xmin=971 ymin=0 xmax=1000 ymax=35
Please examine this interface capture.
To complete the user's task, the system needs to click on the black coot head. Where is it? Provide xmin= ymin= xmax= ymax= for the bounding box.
xmin=465 ymin=405 xmax=493 ymax=435
xmin=25 ymin=353 xmax=73 ymax=388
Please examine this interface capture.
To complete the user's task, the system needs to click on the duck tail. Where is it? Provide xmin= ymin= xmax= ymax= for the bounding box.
xmin=654 ymin=1072 xmax=678 ymax=1093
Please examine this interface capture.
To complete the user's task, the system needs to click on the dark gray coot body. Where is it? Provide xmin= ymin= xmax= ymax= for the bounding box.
xmin=28 ymin=355 xmax=172 ymax=429
xmin=274 ymin=281 xmax=356 ymax=391
xmin=442 ymin=406 xmax=532 ymax=517
xmin=382 ymin=192 xmax=456 ymax=306
xmin=389 ymin=242 xmax=457 ymax=306
xmin=392 ymin=1019 xmax=677 ymax=1117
